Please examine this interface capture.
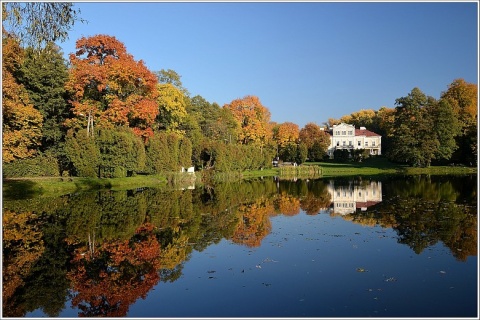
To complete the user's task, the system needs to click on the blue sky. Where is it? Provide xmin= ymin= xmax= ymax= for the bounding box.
xmin=59 ymin=1 xmax=478 ymax=128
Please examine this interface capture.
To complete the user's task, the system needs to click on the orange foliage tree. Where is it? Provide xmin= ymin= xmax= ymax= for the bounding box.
xmin=223 ymin=95 xmax=271 ymax=146
xmin=2 ymin=36 xmax=43 ymax=163
xmin=275 ymin=122 xmax=299 ymax=148
xmin=65 ymin=35 xmax=159 ymax=140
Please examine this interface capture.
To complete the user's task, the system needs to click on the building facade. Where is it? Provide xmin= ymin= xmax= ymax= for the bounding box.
xmin=327 ymin=123 xmax=381 ymax=159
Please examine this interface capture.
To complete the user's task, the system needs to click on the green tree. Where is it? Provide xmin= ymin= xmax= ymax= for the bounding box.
xmin=430 ymin=99 xmax=461 ymax=163
xmin=388 ymin=88 xmax=439 ymax=167
xmin=295 ymin=142 xmax=308 ymax=164
xmin=19 ymin=43 xmax=70 ymax=154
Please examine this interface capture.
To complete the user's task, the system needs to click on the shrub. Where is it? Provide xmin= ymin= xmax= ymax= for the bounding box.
xmin=2 ymin=153 xmax=60 ymax=177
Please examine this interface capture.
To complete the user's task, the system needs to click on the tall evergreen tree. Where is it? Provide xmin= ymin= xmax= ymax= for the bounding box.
xmin=19 ymin=43 xmax=71 ymax=153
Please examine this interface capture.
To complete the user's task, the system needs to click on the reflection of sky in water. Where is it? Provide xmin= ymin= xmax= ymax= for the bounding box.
xmin=126 ymin=213 xmax=476 ymax=317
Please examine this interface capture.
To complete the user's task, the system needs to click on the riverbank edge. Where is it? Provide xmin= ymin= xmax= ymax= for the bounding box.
xmin=3 ymin=162 xmax=476 ymax=199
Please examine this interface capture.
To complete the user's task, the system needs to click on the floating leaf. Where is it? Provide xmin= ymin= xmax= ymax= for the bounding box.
xmin=356 ymin=267 xmax=368 ymax=272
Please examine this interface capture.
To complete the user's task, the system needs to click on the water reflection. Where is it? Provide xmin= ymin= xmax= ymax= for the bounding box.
xmin=2 ymin=175 xmax=477 ymax=317
xmin=328 ymin=180 xmax=382 ymax=215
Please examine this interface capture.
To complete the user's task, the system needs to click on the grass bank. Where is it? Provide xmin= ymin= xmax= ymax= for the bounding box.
xmin=3 ymin=175 xmax=168 ymax=199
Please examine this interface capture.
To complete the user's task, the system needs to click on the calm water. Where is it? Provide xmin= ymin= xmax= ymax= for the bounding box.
xmin=2 ymin=174 xmax=477 ymax=317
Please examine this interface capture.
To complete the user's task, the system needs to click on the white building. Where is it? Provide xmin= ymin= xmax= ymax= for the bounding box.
xmin=327 ymin=123 xmax=381 ymax=159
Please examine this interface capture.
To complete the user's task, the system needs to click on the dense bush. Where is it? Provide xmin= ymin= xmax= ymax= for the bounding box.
xmin=2 ymin=152 xmax=60 ymax=178
xmin=97 ymin=127 xmax=146 ymax=178
xmin=64 ymin=130 xmax=100 ymax=177
xmin=145 ymin=132 xmax=193 ymax=174
xmin=199 ymin=142 xmax=275 ymax=172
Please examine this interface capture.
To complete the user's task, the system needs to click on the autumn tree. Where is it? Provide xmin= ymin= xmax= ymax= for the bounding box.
xmin=2 ymin=36 xmax=43 ymax=163
xmin=375 ymin=106 xmax=395 ymax=155
xmin=341 ymin=109 xmax=376 ymax=129
xmin=299 ymin=122 xmax=330 ymax=161
xmin=440 ymin=78 xmax=477 ymax=130
xmin=155 ymin=69 xmax=190 ymax=133
xmin=275 ymin=122 xmax=299 ymax=147
xmin=440 ymin=79 xmax=478 ymax=165
xmin=65 ymin=34 xmax=159 ymax=140
xmin=224 ymin=95 xmax=271 ymax=146
xmin=156 ymin=83 xmax=188 ymax=133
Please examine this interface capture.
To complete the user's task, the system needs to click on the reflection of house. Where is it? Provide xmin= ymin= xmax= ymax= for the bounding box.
xmin=327 ymin=180 xmax=382 ymax=215
xmin=326 ymin=123 xmax=381 ymax=158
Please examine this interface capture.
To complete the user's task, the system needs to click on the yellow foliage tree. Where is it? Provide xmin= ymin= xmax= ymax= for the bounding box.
xmin=156 ymin=83 xmax=188 ymax=133
xmin=2 ymin=36 xmax=43 ymax=163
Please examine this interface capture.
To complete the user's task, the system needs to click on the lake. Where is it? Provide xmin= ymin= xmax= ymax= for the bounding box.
xmin=2 ymin=174 xmax=477 ymax=317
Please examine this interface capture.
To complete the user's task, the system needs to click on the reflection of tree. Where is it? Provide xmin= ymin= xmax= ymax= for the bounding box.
xmin=67 ymin=223 xmax=161 ymax=317
xmin=19 ymin=214 xmax=71 ymax=317
xmin=341 ymin=175 xmax=477 ymax=260
xmin=299 ymin=180 xmax=332 ymax=215
xmin=3 ymin=175 xmax=476 ymax=317
xmin=2 ymin=210 xmax=45 ymax=317
xmin=231 ymin=198 xmax=274 ymax=247
xmin=275 ymin=192 xmax=300 ymax=216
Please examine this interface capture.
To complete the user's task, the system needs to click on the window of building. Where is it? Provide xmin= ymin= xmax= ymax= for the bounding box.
xmin=343 ymin=141 xmax=346 ymax=146
xmin=372 ymin=141 xmax=376 ymax=146
xmin=358 ymin=141 xmax=361 ymax=146
xmin=348 ymin=131 xmax=352 ymax=135
xmin=365 ymin=141 xmax=368 ymax=147
xmin=349 ymin=141 xmax=352 ymax=146
xmin=336 ymin=141 xmax=339 ymax=146
xmin=342 ymin=131 xmax=346 ymax=135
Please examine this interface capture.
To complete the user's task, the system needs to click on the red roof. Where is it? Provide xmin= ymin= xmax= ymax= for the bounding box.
xmin=355 ymin=129 xmax=380 ymax=137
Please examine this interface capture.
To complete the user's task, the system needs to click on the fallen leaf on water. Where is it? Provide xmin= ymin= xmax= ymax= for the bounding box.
xmin=356 ymin=267 xmax=368 ymax=272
